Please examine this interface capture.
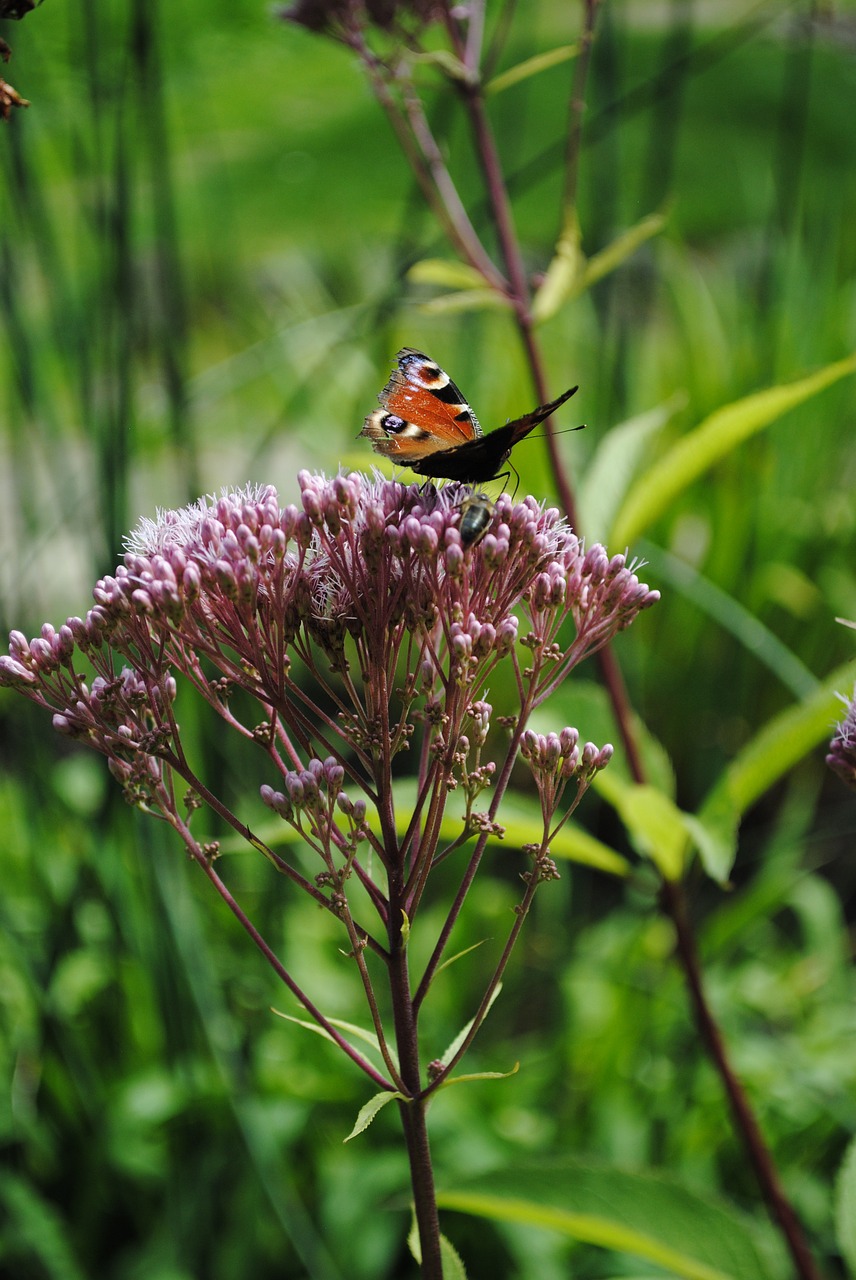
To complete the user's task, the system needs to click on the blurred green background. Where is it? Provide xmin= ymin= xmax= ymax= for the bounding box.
xmin=2 ymin=1 xmax=856 ymax=1277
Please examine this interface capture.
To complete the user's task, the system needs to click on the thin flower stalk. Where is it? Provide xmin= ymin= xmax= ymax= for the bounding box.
xmin=2 ymin=471 xmax=658 ymax=1278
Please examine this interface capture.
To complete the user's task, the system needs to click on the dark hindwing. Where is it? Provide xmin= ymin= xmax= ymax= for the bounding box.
xmin=409 ymin=385 xmax=579 ymax=483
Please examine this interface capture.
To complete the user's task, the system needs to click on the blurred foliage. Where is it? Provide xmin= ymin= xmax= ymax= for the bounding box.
xmin=2 ymin=0 xmax=856 ymax=1277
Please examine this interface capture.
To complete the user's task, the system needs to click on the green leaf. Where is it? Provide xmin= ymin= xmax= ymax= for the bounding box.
xmin=440 ymin=984 xmax=502 ymax=1066
xmin=0 ymin=1169 xmax=87 ymax=1280
xmin=413 ymin=48 xmax=475 ymax=86
xmin=407 ymin=258 xmax=488 ymax=290
xmin=835 ymin=1134 xmax=856 ymax=1277
xmin=486 ymin=43 xmax=578 ymax=95
xmin=610 ymin=352 xmax=856 ymax=546
xmin=577 ymin=395 xmax=686 ymax=540
xmin=344 ymin=1089 xmax=405 ymax=1142
xmin=681 ymin=810 xmax=737 ymax=887
xmin=550 ymin=822 xmax=631 ymax=877
xmin=271 ymin=1010 xmax=399 ymax=1073
xmin=437 ymin=1063 xmax=520 ymax=1091
xmin=437 ymin=1159 xmax=773 ymax=1280
xmin=594 ymin=775 xmax=687 ymax=881
xmin=528 ymin=679 xmax=677 ymax=798
xmin=419 ymin=288 xmax=511 ymax=315
xmin=406 ymin=258 xmax=509 ymax=314
xmin=439 ymin=1233 xmax=468 ymax=1280
xmin=434 ymin=940 xmax=487 ymax=977
xmin=531 ymin=208 xmax=583 ymax=324
xmin=691 ymin=662 xmax=853 ymax=882
xmin=364 ymin=777 xmax=632 ymax=876
xmin=409 ymin=1213 xmax=469 ymax=1278
xmin=496 ymin=790 xmax=631 ymax=875
xmin=594 ymin=663 xmax=851 ymax=885
xmin=698 ymin=661 xmax=853 ymax=828
xmin=576 ymin=210 xmax=667 ymax=294
xmin=532 ymin=210 xmax=666 ymax=324
xmin=637 ymin=542 xmax=819 ymax=702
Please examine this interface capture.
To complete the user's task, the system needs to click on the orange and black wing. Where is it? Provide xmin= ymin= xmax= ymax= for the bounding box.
xmin=360 ymin=348 xmax=482 ymax=466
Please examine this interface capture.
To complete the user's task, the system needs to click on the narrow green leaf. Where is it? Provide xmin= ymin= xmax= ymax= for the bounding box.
xmin=407 ymin=258 xmax=488 ymax=290
xmin=272 ymin=1009 xmax=377 ymax=1051
xmin=437 ymin=1160 xmax=772 ymax=1280
xmin=271 ymin=1010 xmax=399 ymax=1072
xmin=577 ymin=210 xmax=667 ymax=294
xmin=437 ymin=1063 xmax=520 ymax=1091
xmin=681 ymin=811 xmax=737 ymax=887
xmin=533 ymin=210 xmax=666 ymax=323
xmin=434 ymin=939 xmax=487 ymax=977
xmin=486 ymin=43 xmax=578 ymax=95
xmin=835 ymin=1134 xmax=856 ymax=1277
xmin=611 ymin=352 xmax=856 ymax=546
xmin=440 ymin=1232 xmax=469 ymax=1279
xmin=578 ymin=395 xmax=686 ymax=540
xmin=440 ymin=984 xmax=502 ymax=1066
xmin=419 ymin=288 xmax=511 ymax=315
xmin=414 ymin=48 xmax=475 ymax=86
xmin=0 ymin=1169 xmax=88 ymax=1280
xmin=698 ymin=662 xmax=853 ymax=829
xmin=344 ymin=1089 xmax=405 ymax=1142
xmin=528 ymin=680 xmax=677 ymax=797
xmin=595 ymin=663 xmax=850 ymax=885
xmin=531 ymin=208 xmax=582 ymax=324
xmin=364 ymin=778 xmax=631 ymax=876
xmin=637 ymin=542 xmax=819 ymax=701
xmin=498 ymin=793 xmax=631 ymax=875
xmin=409 ymin=1214 xmax=469 ymax=1279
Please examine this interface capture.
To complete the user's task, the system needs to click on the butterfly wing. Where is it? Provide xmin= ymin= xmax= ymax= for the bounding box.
xmin=409 ymin=384 xmax=579 ymax=483
xmin=360 ymin=347 xmax=483 ymax=465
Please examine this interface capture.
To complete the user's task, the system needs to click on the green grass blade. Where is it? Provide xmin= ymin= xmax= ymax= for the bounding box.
xmin=438 ymin=1160 xmax=772 ymax=1280
xmin=611 ymin=353 xmax=856 ymax=546
xmin=695 ymin=661 xmax=854 ymax=882
xmin=638 ymin=541 xmax=819 ymax=700
xmin=486 ymin=44 xmax=578 ymax=96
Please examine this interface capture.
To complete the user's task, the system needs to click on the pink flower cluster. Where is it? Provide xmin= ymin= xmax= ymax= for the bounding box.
xmin=1 ymin=470 xmax=658 ymax=1092
xmin=1 ymin=472 xmax=657 ymax=846
xmin=827 ymin=686 xmax=856 ymax=789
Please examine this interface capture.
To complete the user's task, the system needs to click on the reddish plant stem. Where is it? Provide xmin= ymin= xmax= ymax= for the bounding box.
xmin=663 ymin=879 xmax=823 ymax=1280
xmin=387 ymin=875 xmax=444 ymax=1279
xmin=595 ymin=641 xmax=647 ymax=784
xmin=444 ymin=6 xmax=821 ymax=1275
xmin=443 ymin=12 xmax=580 ymax=528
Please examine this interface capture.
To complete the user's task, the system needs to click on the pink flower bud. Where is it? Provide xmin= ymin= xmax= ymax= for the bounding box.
xmin=445 ymin=543 xmax=464 ymax=576
xmin=9 ymin=630 xmax=31 ymax=660
xmin=0 ymin=655 xmax=36 ymax=685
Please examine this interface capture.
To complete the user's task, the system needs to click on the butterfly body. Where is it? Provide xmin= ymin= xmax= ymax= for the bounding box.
xmin=361 ymin=348 xmax=578 ymax=484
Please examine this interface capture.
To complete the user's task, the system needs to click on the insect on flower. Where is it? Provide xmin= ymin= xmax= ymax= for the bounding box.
xmin=457 ymin=493 xmax=495 ymax=548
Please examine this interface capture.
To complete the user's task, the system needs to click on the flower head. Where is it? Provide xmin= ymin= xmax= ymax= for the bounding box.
xmin=2 ymin=473 xmax=657 ymax=877
xmin=827 ymin=685 xmax=856 ymax=789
